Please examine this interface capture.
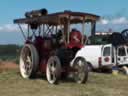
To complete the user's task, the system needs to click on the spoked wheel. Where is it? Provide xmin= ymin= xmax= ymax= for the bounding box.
xmin=20 ymin=44 xmax=39 ymax=78
xmin=72 ymin=57 xmax=88 ymax=84
xmin=46 ymin=56 xmax=61 ymax=84
xmin=121 ymin=29 xmax=128 ymax=42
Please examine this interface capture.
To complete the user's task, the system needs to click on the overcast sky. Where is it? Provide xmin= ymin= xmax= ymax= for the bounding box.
xmin=0 ymin=0 xmax=128 ymax=44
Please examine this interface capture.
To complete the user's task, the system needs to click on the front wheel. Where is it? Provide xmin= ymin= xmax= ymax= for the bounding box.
xmin=72 ymin=57 xmax=88 ymax=84
xmin=46 ymin=56 xmax=61 ymax=84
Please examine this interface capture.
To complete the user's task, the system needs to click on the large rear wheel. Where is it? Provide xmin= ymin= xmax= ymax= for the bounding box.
xmin=19 ymin=44 xmax=39 ymax=78
xmin=72 ymin=57 xmax=88 ymax=84
xmin=46 ymin=56 xmax=61 ymax=84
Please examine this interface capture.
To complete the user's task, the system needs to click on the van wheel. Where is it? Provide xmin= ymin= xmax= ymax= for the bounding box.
xmin=46 ymin=56 xmax=61 ymax=84
xmin=72 ymin=57 xmax=88 ymax=84
xmin=19 ymin=44 xmax=39 ymax=78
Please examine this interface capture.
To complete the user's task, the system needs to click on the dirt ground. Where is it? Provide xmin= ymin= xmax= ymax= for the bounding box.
xmin=0 ymin=61 xmax=128 ymax=96
xmin=0 ymin=61 xmax=18 ymax=72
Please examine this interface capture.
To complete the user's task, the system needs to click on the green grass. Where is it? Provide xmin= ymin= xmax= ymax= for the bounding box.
xmin=0 ymin=70 xmax=128 ymax=96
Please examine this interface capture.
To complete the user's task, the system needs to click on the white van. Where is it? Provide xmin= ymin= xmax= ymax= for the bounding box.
xmin=74 ymin=33 xmax=128 ymax=71
xmin=75 ymin=44 xmax=114 ymax=70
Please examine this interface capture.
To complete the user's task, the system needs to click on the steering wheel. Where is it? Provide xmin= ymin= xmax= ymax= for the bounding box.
xmin=121 ymin=29 xmax=128 ymax=42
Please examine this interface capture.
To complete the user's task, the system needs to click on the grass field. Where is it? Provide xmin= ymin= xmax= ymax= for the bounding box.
xmin=0 ymin=68 xmax=128 ymax=96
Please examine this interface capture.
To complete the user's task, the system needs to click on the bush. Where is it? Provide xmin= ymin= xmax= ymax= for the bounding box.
xmin=0 ymin=44 xmax=22 ymax=63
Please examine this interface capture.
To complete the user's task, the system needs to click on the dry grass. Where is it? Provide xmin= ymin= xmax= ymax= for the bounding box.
xmin=0 ymin=68 xmax=128 ymax=96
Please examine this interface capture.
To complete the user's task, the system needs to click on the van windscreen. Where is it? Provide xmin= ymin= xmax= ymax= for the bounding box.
xmin=118 ymin=47 xmax=126 ymax=56
xmin=103 ymin=47 xmax=110 ymax=56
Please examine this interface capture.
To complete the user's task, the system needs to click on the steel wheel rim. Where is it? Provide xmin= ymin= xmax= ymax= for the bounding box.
xmin=20 ymin=46 xmax=33 ymax=78
xmin=46 ymin=56 xmax=61 ymax=84
xmin=48 ymin=60 xmax=57 ymax=82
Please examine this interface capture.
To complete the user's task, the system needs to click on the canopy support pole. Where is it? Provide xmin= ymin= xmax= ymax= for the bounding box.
xmin=18 ymin=24 xmax=27 ymax=40
xmin=91 ymin=21 xmax=96 ymax=36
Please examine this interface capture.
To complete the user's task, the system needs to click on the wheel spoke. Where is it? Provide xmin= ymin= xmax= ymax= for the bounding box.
xmin=78 ymin=60 xmax=82 ymax=66
xmin=22 ymin=47 xmax=33 ymax=76
xmin=51 ymin=73 xmax=56 ymax=81
xmin=75 ymin=65 xmax=84 ymax=81
xmin=22 ymin=53 xmax=26 ymax=62
xmin=26 ymin=56 xmax=32 ymax=64
xmin=53 ymin=61 xmax=56 ymax=67
xmin=48 ymin=65 xmax=57 ymax=82
xmin=50 ymin=60 xmax=57 ymax=73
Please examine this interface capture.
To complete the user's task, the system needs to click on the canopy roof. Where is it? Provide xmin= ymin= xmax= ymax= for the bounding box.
xmin=14 ymin=10 xmax=100 ymax=25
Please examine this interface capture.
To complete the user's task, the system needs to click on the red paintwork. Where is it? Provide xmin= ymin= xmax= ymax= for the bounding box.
xmin=68 ymin=43 xmax=83 ymax=49
xmin=39 ymin=59 xmax=47 ymax=73
xmin=34 ymin=36 xmax=52 ymax=72
xmin=68 ymin=31 xmax=83 ymax=48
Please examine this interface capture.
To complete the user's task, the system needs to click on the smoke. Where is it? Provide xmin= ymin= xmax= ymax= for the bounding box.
xmin=111 ymin=17 xmax=128 ymax=24
xmin=98 ymin=8 xmax=128 ymax=25
xmin=98 ymin=17 xmax=128 ymax=25
xmin=0 ymin=24 xmax=27 ymax=32
xmin=98 ymin=18 xmax=109 ymax=25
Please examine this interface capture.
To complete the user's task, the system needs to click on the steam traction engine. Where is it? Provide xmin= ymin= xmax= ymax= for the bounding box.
xmin=14 ymin=9 xmax=99 ymax=84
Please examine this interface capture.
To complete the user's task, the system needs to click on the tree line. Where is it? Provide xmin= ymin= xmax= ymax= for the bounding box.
xmin=0 ymin=44 xmax=21 ymax=56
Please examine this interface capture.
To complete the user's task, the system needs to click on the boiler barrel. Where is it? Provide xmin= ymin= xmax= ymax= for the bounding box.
xmin=25 ymin=8 xmax=48 ymax=18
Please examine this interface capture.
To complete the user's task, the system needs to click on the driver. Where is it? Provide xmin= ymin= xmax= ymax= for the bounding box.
xmin=70 ymin=28 xmax=82 ymax=43
xmin=68 ymin=28 xmax=83 ymax=48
